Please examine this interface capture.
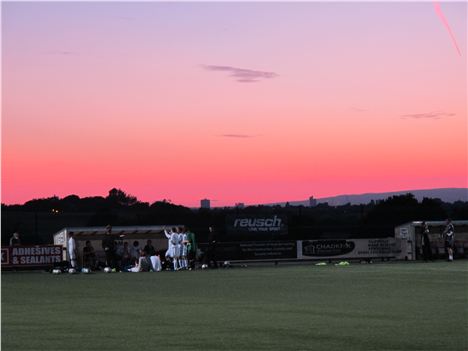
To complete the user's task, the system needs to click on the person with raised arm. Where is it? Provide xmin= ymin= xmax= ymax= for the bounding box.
xmin=164 ymin=227 xmax=180 ymax=270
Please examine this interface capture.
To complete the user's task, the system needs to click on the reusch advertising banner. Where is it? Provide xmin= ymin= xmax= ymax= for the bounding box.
xmin=297 ymin=238 xmax=401 ymax=259
xmin=1 ymin=245 xmax=63 ymax=267
xmin=226 ymin=215 xmax=288 ymax=238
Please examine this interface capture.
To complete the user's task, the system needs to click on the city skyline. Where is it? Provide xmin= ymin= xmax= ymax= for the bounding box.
xmin=2 ymin=2 xmax=467 ymax=207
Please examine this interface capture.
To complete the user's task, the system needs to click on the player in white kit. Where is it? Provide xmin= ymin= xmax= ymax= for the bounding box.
xmin=68 ymin=233 xmax=77 ymax=269
xmin=164 ymin=227 xmax=181 ymax=270
xmin=150 ymin=254 xmax=162 ymax=272
xmin=179 ymin=228 xmax=189 ymax=270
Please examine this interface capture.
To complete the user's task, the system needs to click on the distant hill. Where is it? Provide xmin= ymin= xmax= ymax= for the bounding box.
xmin=268 ymin=188 xmax=468 ymax=207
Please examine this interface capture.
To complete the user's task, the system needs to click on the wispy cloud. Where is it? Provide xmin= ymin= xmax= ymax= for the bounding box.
xmin=220 ymin=134 xmax=256 ymax=138
xmin=46 ymin=50 xmax=79 ymax=56
xmin=116 ymin=16 xmax=136 ymax=21
xmin=350 ymin=106 xmax=368 ymax=112
xmin=202 ymin=65 xmax=278 ymax=83
xmin=401 ymin=111 xmax=456 ymax=120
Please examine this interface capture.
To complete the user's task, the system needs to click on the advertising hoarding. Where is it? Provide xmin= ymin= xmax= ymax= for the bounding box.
xmin=1 ymin=245 xmax=63 ymax=268
xmin=226 ymin=215 xmax=288 ymax=239
xmin=200 ymin=241 xmax=297 ymax=261
xmin=297 ymin=238 xmax=401 ymax=259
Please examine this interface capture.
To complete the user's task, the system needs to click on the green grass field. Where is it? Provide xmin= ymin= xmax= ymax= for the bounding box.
xmin=2 ymin=261 xmax=467 ymax=351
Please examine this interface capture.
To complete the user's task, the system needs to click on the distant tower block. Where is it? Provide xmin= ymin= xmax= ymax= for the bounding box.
xmin=200 ymin=199 xmax=211 ymax=209
xmin=309 ymin=196 xmax=317 ymax=207
xmin=235 ymin=203 xmax=245 ymax=209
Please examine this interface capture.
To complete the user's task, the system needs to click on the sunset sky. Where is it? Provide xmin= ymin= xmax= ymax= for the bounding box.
xmin=2 ymin=2 xmax=467 ymax=207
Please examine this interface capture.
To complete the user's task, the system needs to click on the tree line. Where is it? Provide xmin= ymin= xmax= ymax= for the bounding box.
xmin=2 ymin=188 xmax=467 ymax=245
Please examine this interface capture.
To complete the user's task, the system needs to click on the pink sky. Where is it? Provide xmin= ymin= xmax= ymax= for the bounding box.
xmin=2 ymin=2 xmax=467 ymax=207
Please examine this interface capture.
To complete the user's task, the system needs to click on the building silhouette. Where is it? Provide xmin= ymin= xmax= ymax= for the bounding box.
xmin=200 ymin=199 xmax=211 ymax=209
xmin=309 ymin=196 xmax=317 ymax=207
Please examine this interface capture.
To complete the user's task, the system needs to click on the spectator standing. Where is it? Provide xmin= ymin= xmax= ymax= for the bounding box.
xmin=442 ymin=219 xmax=455 ymax=261
xmin=9 ymin=232 xmax=21 ymax=246
xmin=421 ymin=222 xmax=432 ymax=261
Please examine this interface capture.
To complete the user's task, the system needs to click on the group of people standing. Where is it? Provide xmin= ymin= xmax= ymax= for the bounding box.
xmin=164 ymin=226 xmax=197 ymax=271
xmin=67 ymin=225 xmax=198 ymax=272
xmin=421 ymin=219 xmax=455 ymax=261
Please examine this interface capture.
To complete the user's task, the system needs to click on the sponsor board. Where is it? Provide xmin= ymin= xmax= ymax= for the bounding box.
xmin=1 ymin=245 xmax=63 ymax=267
xmin=1 ymin=248 xmax=9 ymax=265
xmin=226 ymin=215 xmax=288 ymax=237
xmin=298 ymin=238 xmax=402 ymax=259
xmin=54 ymin=231 xmax=66 ymax=245
xmin=301 ymin=240 xmax=355 ymax=257
xmin=399 ymin=228 xmax=409 ymax=239
xmin=199 ymin=241 xmax=297 ymax=261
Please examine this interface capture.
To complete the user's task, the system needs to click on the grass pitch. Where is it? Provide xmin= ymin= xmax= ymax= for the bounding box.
xmin=2 ymin=261 xmax=467 ymax=351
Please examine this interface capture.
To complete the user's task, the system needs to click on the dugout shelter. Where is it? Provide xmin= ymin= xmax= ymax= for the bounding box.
xmin=53 ymin=225 xmax=183 ymax=264
xmin=395 ymin=220 xmax=468 ymax=260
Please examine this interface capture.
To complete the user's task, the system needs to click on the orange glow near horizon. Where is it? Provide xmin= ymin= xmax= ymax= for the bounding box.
xmin=2 ymin=2 xmax=467 ymax=207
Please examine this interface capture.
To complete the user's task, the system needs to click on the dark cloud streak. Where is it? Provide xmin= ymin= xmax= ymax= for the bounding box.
xmin=401 ymin=112 xmax=456 ymax=120
xmin=221 ymin=134 xmax=256 ymax=138
xmin=203 ymin=65 xmax=278 ymax=83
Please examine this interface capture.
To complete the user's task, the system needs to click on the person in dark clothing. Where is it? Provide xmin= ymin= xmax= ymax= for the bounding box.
xmin=421 ymin=222 xmax=432 ymax=261
xmin=9 ymin=232 xmax=21 ymax=246
xmin=101 ymin=225 xmax=116 ymax=269
xmin=83 ymin=240 xmax=97 ymax=269
xmin=442 ymin=219 xmax=455 ymax=261
xmin=120 ymin=242 xmax=132 ymax=270
xmin=144 ymin=240 xmax=156 ymax=256
xmin=186 ymin=227 xmax=197 ymax=270
xmin=203 ymin=226 xmax=218 ymax=269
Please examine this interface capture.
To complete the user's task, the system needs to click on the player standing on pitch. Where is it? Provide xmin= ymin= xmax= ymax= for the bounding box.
xmin=102 ymin=224 xmax=116 ymax=270
xmin=421 ymin=222 xmax=432 ymax=262
xmin=203 ymin=226 xmax=218 ymax=269
xmin=164 ymin=227 xmax=180 ymax=270
xmin=179 ymin=227 xmax=189 ymax=270
xmin=186 ymin=227 xmax=197 ymax=270
xmin=68 ymin=232 xmax=77 ymax=269
xmin=442 ymin=219 xmax=455 ymax=261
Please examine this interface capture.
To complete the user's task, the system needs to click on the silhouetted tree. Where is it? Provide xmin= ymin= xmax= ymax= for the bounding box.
xmin=107 ymin=188 xmax=138 ymax=206
xmin=2 ymin=190 xmax=467 ymax=246
xmin=448 ymin=201 xmax=468 ymax=220
xmin=365 ymin=194 xmax=420 ymax=226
